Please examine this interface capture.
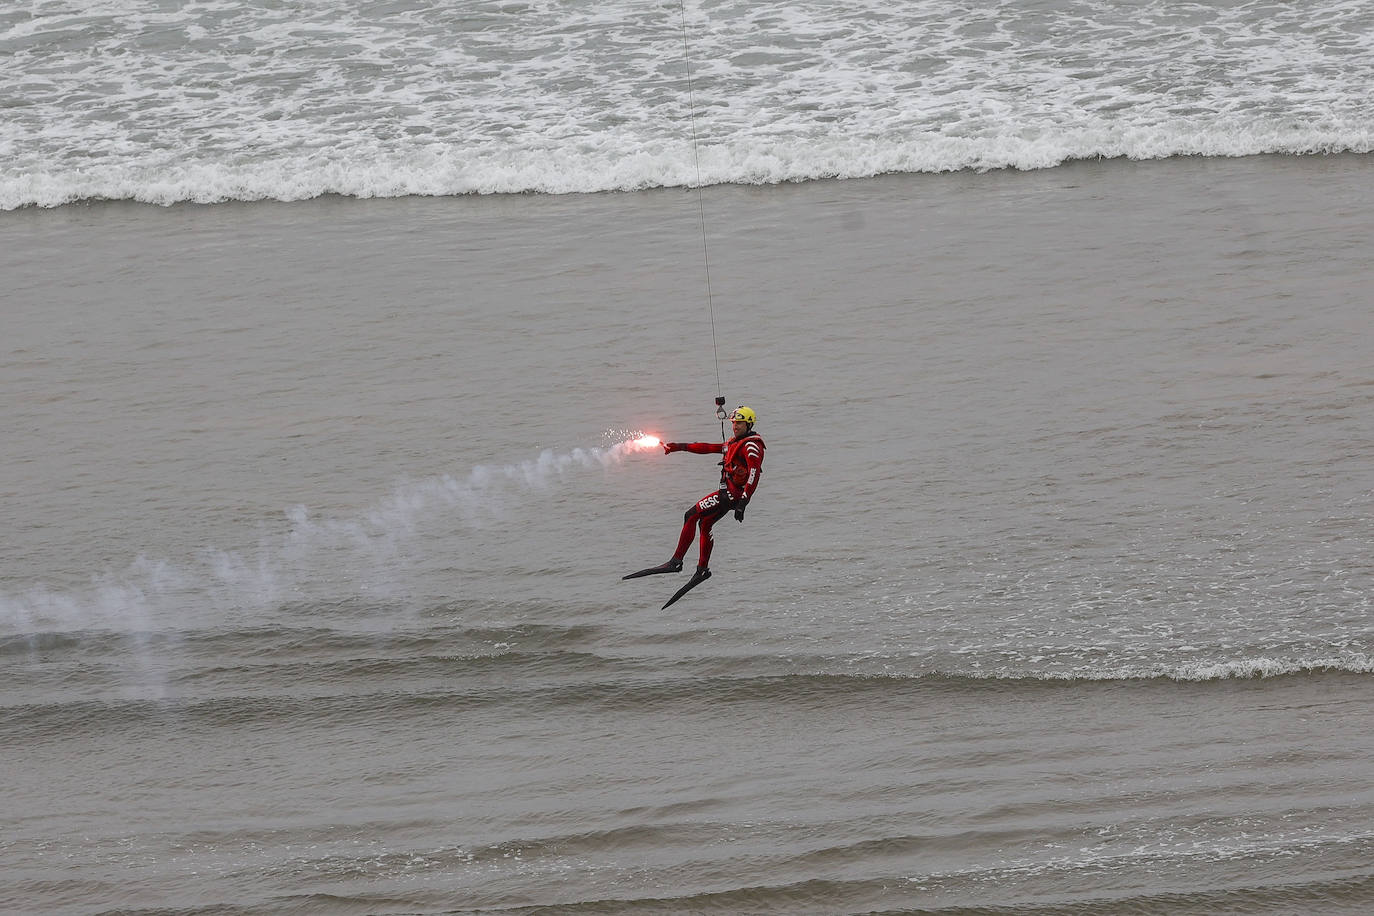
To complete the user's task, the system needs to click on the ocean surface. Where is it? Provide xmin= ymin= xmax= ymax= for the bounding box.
xmin=4 ymin=1 xmax=1374 ymax=914
xmin=5 ymin=0 xmax=1374 ymax=208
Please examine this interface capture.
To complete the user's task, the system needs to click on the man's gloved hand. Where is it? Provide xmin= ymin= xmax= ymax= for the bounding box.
xmin=734 ymin=500 xmax=747 ymax=522
xmin=663 ymin=442 xmax=683 ymax=454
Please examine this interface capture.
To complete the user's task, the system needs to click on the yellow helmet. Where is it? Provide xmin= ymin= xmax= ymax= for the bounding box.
xmin=730 ymin=406 xmax=757 ymax=426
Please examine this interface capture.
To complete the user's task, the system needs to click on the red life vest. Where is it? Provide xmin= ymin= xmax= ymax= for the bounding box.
xmin=721 ymin=433 xmax=765 ymax=500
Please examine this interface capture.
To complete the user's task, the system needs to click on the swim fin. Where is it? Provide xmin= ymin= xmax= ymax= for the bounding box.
xmin=622 ymin=559 xmax=683 ymax=579
xmin=662 ymin=567 xmax=711 ymax=609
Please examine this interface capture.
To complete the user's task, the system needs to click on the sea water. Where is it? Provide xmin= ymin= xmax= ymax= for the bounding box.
xmin=3 ymin=2 xmax=1374 ymax=914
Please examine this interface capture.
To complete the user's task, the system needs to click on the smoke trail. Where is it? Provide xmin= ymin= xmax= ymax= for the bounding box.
xmin=0 ymin=433 xmax=664 ymax=633
xmin=367 ymin=434 xmax=661 ymax=537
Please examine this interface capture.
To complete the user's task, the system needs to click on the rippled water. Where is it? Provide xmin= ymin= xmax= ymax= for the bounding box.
xmin=3 ymin=148 xmax=1374 ymax=912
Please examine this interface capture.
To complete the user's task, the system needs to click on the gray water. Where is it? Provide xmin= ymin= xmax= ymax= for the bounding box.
xmin=3 ymin=153 xmax=1374 ymax=913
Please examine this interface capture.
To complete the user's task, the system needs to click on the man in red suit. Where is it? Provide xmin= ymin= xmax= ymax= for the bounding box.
xmin=624 ymin=406 xmax=765 ymax=593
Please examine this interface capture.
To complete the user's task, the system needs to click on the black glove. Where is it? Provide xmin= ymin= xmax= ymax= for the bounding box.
xmin=733 ymin=500 xmax=747 ymax=522
xmin=663 ymin=442 xmax=683 ymax=454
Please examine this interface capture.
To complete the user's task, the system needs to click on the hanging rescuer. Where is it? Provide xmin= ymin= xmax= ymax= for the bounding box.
xmin=623 ymin=405 xmax=765 ymax=608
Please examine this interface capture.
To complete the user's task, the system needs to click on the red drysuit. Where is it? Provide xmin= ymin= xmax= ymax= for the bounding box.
xmin=663 ymin=431 xmax=765 ymax=569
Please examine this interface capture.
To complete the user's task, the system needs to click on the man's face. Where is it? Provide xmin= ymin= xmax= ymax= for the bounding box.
xmin=732 ymin=420 xmax=749 ymax=437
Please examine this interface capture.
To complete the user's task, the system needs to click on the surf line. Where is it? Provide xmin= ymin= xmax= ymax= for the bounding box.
xmin=677 ymin=0 xmax=731 ymax=439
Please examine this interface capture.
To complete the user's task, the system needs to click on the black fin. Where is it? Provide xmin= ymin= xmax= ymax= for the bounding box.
xmin=622 ymin=559 xmax=683 ymax=580
xmin=662 ymin=567 xmax=711 ymax=609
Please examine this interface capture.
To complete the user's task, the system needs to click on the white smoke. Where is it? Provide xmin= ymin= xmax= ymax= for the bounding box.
xmin=0 ymin=434 xmax=663 ymax=634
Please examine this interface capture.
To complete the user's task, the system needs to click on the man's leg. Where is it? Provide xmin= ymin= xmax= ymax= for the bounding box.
xmin=692 ymin=493 xmax=731 ymax=570
xmin=674 ymin=489 xmax=727 ymax=564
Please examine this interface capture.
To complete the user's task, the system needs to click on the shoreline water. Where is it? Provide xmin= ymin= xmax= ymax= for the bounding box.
xmin=0 ymin=148 xmax=1369 ymax=213
xmin=8 ymin=0 xmax=1374 ymax=214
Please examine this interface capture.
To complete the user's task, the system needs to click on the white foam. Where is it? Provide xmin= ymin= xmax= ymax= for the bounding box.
xmin=952 ymin=653 xmax=1374 ymax=682
xmin=1165 ymin=654 xmax=1374 ymax=680
xmin=4 ymin=0 xmax=1374 ymax=208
